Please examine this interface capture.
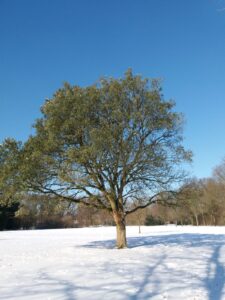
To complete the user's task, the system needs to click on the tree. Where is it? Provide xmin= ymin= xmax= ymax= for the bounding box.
xmin=0 ymin=139 xmax=22 ymax=230
xmin=177 ymin=179 xmax=204 ymax=226
xmin=213 ymin=158 xmax=225 ymax=184
xmin=16 ymin=194 xmax=77 ymax=229
xmin=202 ymin=178 xmax=225 ymax=225
xmin=0 ymin=139 xmax=22 ymax=206
xmin=15 ymin=70 xmax=191 ymax=248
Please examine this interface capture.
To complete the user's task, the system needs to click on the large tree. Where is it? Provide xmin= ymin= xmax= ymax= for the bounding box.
xmin=16 ymin=70 xmax=191 ymax=248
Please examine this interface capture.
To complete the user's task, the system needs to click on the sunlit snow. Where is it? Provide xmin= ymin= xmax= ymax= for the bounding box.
xmin=1 ymin=225 xmax=225 ymax=299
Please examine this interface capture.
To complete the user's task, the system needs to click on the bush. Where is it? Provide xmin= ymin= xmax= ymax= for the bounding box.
xmin=145 ymin=215 xmax=164 ymax=226
xmin=0 ymin=202 xmax=20 ymax=230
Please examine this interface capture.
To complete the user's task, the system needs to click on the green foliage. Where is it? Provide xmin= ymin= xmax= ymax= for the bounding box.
xmin=18 ymin=70 xmax=191 ymax=215
xmin=0 ymin=139 xmax=23 ymax=206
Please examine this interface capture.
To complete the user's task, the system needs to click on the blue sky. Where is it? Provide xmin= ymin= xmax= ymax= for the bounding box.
xmin=0 ymin=0 xmax=225 ymax=178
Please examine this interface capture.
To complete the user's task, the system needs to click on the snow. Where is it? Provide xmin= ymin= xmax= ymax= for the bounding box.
xmin=1 ymin=226 xmax=225 ymax=300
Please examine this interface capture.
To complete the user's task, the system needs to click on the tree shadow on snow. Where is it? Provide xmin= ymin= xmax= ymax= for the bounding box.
xmin=204 ymin=243 xmax=225 ymax=300
xmin=0 ymin=257 xmax=170 ymax=300
xmin=82 ymin=232 xmax=225 ymax=249
xmin=83 ymin=232 xmax=225 ymax=300
xmin=2 ymin=233 xmax=225 ymax=300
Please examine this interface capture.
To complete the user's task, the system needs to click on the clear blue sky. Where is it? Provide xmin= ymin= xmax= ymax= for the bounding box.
xmin=1 ymin=0 xmax=225 ymax=179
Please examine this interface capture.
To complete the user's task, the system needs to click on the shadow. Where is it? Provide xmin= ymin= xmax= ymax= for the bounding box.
xmin=2 ymin=231 xmax=225 ymax=300
xmin=1 ymin=271 xmax=85 ymax=300
xmin=0 ymin=263 xmax=166 ymax=300
xmin=82 ymin=232 xmax=225 ymax=299
xmin=82 ymin=233 xmax=225 ymax=250
xmin=204 ymin=244 xmax=225 ymax=300
xmin=128 ymin=254 xmax=167 ymax=299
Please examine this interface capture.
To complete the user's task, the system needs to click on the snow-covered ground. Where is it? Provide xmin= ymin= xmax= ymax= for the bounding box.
xmin=1 ymin=226 xmax=225 ymax=300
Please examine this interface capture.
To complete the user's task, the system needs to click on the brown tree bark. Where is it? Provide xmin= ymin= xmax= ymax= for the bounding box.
xmin=113 ymin=211 xmax=127 ymax=249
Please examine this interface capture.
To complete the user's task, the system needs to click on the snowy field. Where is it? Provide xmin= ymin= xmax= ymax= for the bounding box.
xmin=1 ymin=226 xmax=225 ymax=300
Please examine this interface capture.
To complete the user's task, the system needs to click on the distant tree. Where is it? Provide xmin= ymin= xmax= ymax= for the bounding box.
xmin=145 ymin=214 xmax=164 ymax=226
xmin=211 ymin=159 xmax=225 ymax=224
xmin=75 ymin=205 xmax=113 ymax=227
xmin=159 ymin=176 xmax=225 ymax=226
xmin=213 ymin=158 xmax=225 ymax=184
xmin=177 ymin=179 xmax=204 ymax=226
xmin=16 ymin=195 xmax=77 ymax=229
xmin=126 ymin=198 xmax=148 ymax=233
xmin=0 ymin=139 xmax=23 ymax=230
xmin=0 ymin=139 xmax=22 ymax=205
xmin=201 ymin=178 xmax=225 ymax=225
xmin=3 ymin=70 xmax=191 ymax=247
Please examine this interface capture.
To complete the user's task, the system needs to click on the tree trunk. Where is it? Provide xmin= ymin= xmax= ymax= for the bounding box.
xmin=138 ymin=215 xmax=141 ymax=234
xmin=113 ymin=211 xmax=127 ymax=249
xmin=201 ymin=212 xmax=206 ymax=226
xmin=194 ymin=214 xmax=199 ymax=226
